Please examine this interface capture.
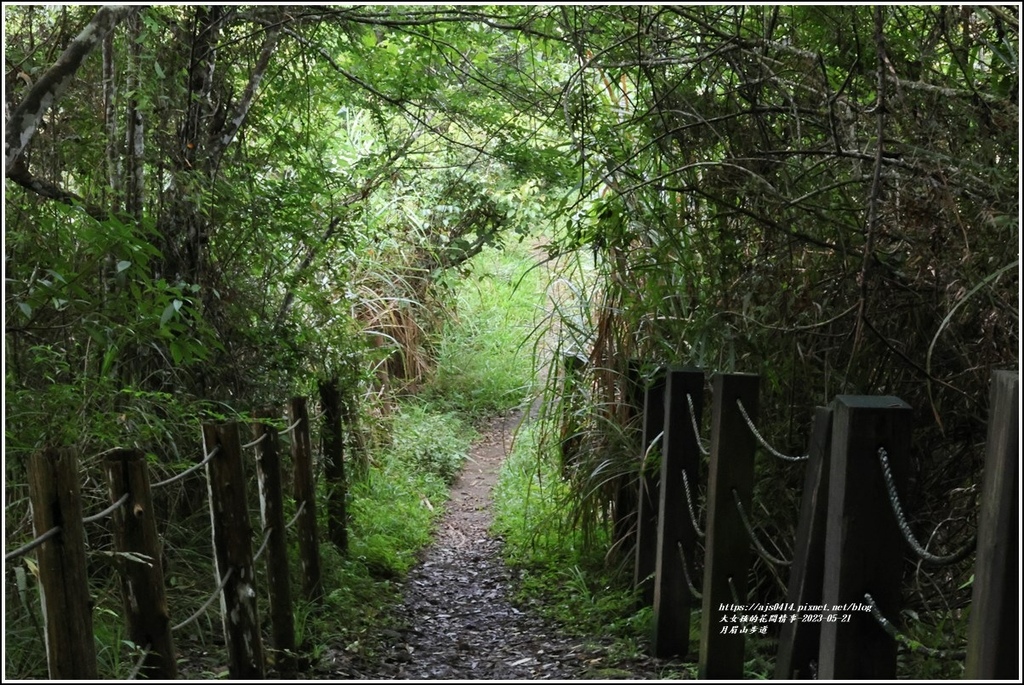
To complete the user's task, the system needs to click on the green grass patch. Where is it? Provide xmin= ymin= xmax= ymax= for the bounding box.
xmin=425 ymin=242 xmax=547 ymax=417
xmin=492 ymin=418 xmax=646 ymax=647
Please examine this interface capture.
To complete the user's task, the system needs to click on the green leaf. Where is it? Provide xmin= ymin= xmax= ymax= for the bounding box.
xmin=116 ymin=260 xmax=132 ymax=273
xmin=160 ymin=303 xmax=177 ymax=326
xmin=17 ymin=302 xmax=31 ymax=318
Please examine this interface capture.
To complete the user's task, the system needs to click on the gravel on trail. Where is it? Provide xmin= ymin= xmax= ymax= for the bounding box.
xmin=311 ymin=411 xmax=689 ymax=681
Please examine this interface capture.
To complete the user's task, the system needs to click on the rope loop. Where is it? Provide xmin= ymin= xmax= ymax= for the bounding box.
xmin=82 ymin=492 xmax=130 ymax=526
xmin=240 ymin=432 xmax=268 ymax=449
xmin=171 ymin=567 xmax=235 ymax=633
xmin=731 ymin=488 xmax=792 ymax=567
xmin=279 ymin=417 xmax=303 ymax=436
xmin=152 ymin=445 xmax=220 ymax=490
xmin=681 ymin=468 xmax=706 ymax=538
xmin=685 ymin=393 xmax=710 ymax=455
xmin=735 ymin=399 xmax=808 ymax=462
xmin=877 ymin=447 xmax=976 ymax=566
xmin=676 ymin=540 xmax=703 ymax=600
xmin=4 ymin=526 xmax=61 ymax=563
xmin=864 ymin=592 xmax=966 ymax=660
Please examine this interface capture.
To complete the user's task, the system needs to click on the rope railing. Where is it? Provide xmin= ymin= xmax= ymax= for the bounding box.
xmin=151 ymin=445 xmax=220 ymax=489
xmin=864 ymin=592 xmax=967 ymax=660
xmin=240 ymin=432 xmax=267 ymax=449
xmin=285 ymin=500 xmax=307 ymax=530
xmin=735 ymin=399 xmax=808 ymax=462
xmin=685 ymin=393 xmax=710 ymax=455
xmin=676 ymin=540 xmax=703 ymax=600
xmin=171 ymin=567 xmax=235 ymax=633
xmin=681 ymin=468 xmax=706 ymax=538
xmin=82 ymin=493 xmax=130 ymax=526
xmin=126 ymin=644 xmax=152 ymax=680
xmin=252 ymin=527 xmax=273 ymax=563
xmin=278 ymin=417 xmax=303 ymax=436
xmin=877 ymin=448 xmax=977 ymax=566
xmin=4 ymin=525 xmax=62 ymax=563
xmin=727 ymin=575 xmax=742 ymax=605
xmin=731 ymin=488 xmax=792 ymax=567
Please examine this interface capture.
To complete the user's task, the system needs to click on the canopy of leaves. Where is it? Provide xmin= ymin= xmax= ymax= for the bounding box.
xmin=3 ymin=6 xmax=1018 ymax=676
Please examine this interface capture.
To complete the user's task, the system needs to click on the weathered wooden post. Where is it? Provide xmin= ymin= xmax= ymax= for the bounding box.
xmin=817 ymin=395 xmax=911 ymax=680
xmin=252 ymin=411 xmax=296 ymax=678
xmin=559 ymin=352 xmax=586 ymax=476
xmin=774 ymin=407 xmax=833 ymax=680
xmin=105 ymin=448 xmax=177 ymax=679
xmin=612 ymin=361 xmax=644 ymax=560
xmin=698 ymin=373 xmax=759 ymax=679
xmin=319 ymin=377 xmax=349 ymax=553
xmin=290 ymin=396 xmax=324 ymax=602
xmin=27 ymin=447 xmax=98 ymax=679
xmin=652 ymin=368 xmax=705 ymax=658
xmin=634 ymin=369 xmax=666 ymax=608
xmin=202 ymin=422 xmax=265 ymax=679
xmin=965 ymin=371 xmax=1018 ymax=680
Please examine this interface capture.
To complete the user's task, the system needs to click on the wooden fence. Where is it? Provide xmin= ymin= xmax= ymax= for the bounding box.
xmin=563 ymin=359 xmax=1017 ymax=680
xmin=4 ymin=378 xmax=351 ymax=680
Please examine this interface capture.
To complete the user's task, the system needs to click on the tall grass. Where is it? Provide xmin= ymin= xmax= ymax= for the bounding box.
xmin=424 ymin=240 xmax=549 ymax=418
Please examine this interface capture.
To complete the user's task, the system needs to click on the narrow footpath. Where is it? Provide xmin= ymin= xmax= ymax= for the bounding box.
xmin=319 ymin=411 xmax=680 ymax=680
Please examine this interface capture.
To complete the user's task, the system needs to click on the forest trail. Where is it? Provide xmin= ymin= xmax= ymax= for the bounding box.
xmin=314 ymin=410 xmax=679 ymax=680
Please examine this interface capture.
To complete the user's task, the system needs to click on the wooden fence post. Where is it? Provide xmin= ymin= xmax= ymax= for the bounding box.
xmin=817 ymin=395 xmax=911 ymax=680
xmin=774 ymin=406 xmax=833 ymax=680
xmin=105 ymin=448 xmax=177 ymax=679
xmin=319 ymin=377 xmax=349 ymax=553
xmin=634 ymin=369 xmax=666 ymax=608
xmin=612 ymin=360 xmax=644 ymax=560
xmin=652 ymin=367 xmax=705 ymax=658
xmin=559 ymin=352 xmax=586 ymax=476
xmin=698 ymin=372 xmax=759 ymax=679
xmin=202 ymin=422 xmax=265 ymax=679
xmin=27 ymin=447 xmax=98 ymax=679
xmin=290 ymin=396 xmax=324 ymax=602
xmin=252 ymin=411 xmax=296 ymax=678
xmin=965 ymin=371 xmax=1018 ymax=680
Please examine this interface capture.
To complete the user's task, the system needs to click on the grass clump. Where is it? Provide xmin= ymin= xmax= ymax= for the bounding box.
xmin=492 ymin=418 xmax=645 ymax=649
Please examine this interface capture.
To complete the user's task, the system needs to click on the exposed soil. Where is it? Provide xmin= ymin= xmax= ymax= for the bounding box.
xmin=314 ymin=410 xmax=687 ymax=681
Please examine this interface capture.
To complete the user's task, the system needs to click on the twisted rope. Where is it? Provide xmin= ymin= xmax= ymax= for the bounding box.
xmin=727 ymin=575 xmax=742 ymax=605
xmin=732 ymin=488 xmax=792 ymax=567
xmin=735 ymin=399 xmax=808 ymax=462
xmin=681 ymin=468 xmax=706 ymax=538
xmin=877 ymin=448 xmax=977 ymax=566
xmin=676 ymin=540 xmax=703 ymax=600
xmin=685 ymin=393 xmax=710 ymax=455
xmin=4 ymin=526 xmax=61 ymax=563
xmin=240 ymin=432 xmax=267 ymax=449
xmin=126 ymin=644 xmax=152 ymax=680
xmin=864 ymin=592 xmax=966 ymax=660
xmin=152 ymin=445 xmax=220 ymax=489
xmin=171 ymin=567 xmax=234 ymax=633
xmin=252 ymin=527 xmax=273 ymax=562
xmin=82 ymin=493 xmax=129 ymax=525
xmin=279 ymin=418 xmax=302 ymax=436
xmin=285 ymin=500 xmax=307 ymax=530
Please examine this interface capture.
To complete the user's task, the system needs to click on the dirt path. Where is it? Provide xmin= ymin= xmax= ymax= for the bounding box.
xmin=317 ymin=410 xmax=681 ymax=681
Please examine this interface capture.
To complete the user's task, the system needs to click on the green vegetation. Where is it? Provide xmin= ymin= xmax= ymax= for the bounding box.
xmin=4 ymin=5 xmax=1016 ymax=680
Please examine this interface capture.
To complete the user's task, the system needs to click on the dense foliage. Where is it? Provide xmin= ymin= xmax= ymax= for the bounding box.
xmin=4 ymin=4 xmax=1018 ymax=678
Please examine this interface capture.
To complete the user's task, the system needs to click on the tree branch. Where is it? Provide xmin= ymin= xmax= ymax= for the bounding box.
xmin=5 ymin=5 xmax=137 ymax=175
